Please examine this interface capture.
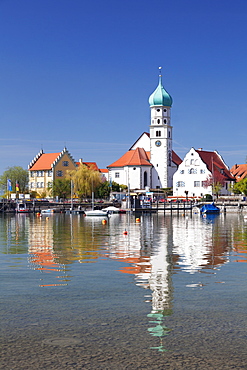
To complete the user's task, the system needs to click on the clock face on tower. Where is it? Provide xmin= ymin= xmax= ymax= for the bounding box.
xmin=155 ymin=140 xmax=161 ymax=147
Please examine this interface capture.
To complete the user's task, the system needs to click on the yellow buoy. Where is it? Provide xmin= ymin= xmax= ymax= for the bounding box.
xmin=102 ymin=219 xmax=107 ymax=225
xmin=136 ymin=218 xmax=140 ymax=223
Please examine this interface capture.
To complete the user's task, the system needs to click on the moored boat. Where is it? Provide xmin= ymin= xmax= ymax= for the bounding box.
xmin=200 ymin=203 xmax=220 ymax=214
xmin=16 ymin=203 xmax=30 ymax=213
xmin=85 ymin=209 xmax=108 ymax=217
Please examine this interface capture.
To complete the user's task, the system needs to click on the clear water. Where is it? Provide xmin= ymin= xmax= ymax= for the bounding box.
xmin=0 ymin=212 xmax=246 ymax=369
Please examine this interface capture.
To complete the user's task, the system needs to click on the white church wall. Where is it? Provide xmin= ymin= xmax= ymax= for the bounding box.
xmin=131 ymin=133 xmax=150 ymax=152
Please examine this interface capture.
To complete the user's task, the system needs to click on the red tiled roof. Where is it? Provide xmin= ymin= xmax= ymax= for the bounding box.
xmin=196 ymin=150 xmax=234 ymax=182
xmin=76 ymin=162 xmax=99 ymax=171
xmin=230 ymin=164 xmax=247 ymax=182
xmin=172 ymin=150 xmax=182 ymax=166
xmin=108 ymin=148 xmax=151 ymax=168
xmin=100 ymin=169 xmax=109 ymax=173
xmin=29 ymin=153 xmax=60 ymax=171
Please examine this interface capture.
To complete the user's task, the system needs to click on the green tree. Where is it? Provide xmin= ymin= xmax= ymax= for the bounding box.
xmin=203 ymin=174 xmax=224 ymax=198
xmin=96 ymin=181 xmax=121 ymax=198
xmin=52 ymin=178 xmax=71 ymax=200
xmin=0 ymin=166 xmax=29 ymax=193
xmin=67 ymin=165 xmax=102 ymax=199
xmin=233 ymin=178 xmax=247 ymax=196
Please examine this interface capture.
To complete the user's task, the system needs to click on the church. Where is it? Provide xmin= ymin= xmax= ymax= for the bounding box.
xmin=107 ymin=70 xmax=182 ymax=190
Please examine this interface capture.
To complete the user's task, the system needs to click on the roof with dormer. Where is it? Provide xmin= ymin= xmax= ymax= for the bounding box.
xmin=149 ymin=74 xmax=172 ymax=107
xmin=195 ymin=149 xmax=234 ymax=182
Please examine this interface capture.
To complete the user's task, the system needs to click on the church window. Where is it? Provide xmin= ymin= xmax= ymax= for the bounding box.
xmin=157 ymin=119 xmax=160 ymax=124
xmin=133 ymin=167 xmax=136 ymax=170
xmin=168 ymin=151 xmax=172 ymax=166
xmin=164 ymin=119 xmax=167 ymax=124
xmin=157 ymin=164 xmax=158 ymax=167
xmin=164 ymin=109 xmax=167 ymax=112
xmin=180 ymin=170 xmax=184 ymax=174
xmin=168 ymin=131 xmax=171 ymax=138
xmin=115 ymin=172 xmax=120 ymax=178
xmin=194 ymin=181 xmax=200 ymax=187
xmin=200 ymin=169 xmax=205 ymax=174
xmin=156 ymin=130 xmax=161 ymax=137
xmin=191 ymin=159 xmax=194 ymax=165
xmin=156 ymin=109 xmax=160 ymax=112
xmin=144 ymin=171 xmax=147 ymax=187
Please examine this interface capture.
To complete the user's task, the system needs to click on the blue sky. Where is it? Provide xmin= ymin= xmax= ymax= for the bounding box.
xmin=1 ymin=0 xmax=247 ymax=174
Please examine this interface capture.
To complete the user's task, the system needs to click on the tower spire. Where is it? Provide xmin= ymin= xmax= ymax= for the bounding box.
xmin=158 ymin=66 xmax=162 ymax=83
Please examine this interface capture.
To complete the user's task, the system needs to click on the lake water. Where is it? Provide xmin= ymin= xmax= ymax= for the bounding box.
xmin=0 ymin=212 xmax=246 ymax=369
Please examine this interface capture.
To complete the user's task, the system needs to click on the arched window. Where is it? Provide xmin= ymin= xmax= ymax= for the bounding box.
xmin=144 ymin=171 xmax=147 ymax=187
xmin=156 ymin=130 xmax=161 ymax=137
xmin=157 ymin=119 xmax=160 ymax=124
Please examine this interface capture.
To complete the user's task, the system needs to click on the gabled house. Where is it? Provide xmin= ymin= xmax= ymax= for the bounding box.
xmin=28 ymin=147 xmax=77 ymax=196
xmin=230 ymin=164 xmax=247 ymax=182
xmin=173 ymin=148 xmax=235 ymax=197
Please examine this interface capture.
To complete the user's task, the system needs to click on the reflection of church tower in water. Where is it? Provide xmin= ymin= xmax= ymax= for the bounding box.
xmin=149 ymin=67 xmax=173 ymax=189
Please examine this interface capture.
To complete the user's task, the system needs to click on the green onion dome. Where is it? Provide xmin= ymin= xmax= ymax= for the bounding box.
xmin=149 ymin=75 xmax=172 ymax=107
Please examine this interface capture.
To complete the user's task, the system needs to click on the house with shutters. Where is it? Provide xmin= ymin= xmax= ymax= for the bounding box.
xmin=173 ymin=148 xmax=235 ymax=198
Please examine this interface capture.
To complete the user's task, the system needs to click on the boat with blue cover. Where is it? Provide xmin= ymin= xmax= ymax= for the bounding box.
xmin=200 ymin=203 xmax=220 ymax=214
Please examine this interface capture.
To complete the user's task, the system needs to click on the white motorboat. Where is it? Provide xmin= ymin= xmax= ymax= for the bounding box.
xmin=101 ymin=206 xmax=120 ymax=214
xmin=85 ymin=209 xmax=108 ymax=217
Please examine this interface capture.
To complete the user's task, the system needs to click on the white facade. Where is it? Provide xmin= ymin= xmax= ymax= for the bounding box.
xmin=110 ymin=165 xmax=152 ymax=190
xmin=150 ymin=105 xmax=173 ymax=189
xmin=173 ymin=148 xmax=232 ymax=197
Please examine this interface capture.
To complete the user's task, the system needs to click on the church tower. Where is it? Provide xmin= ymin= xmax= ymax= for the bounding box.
xmin=149 ymin=68 xmax=173 ymax=189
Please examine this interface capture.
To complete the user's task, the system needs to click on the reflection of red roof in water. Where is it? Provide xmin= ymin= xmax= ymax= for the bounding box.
xmin=29 ymin=245 xmax=61 ymax=272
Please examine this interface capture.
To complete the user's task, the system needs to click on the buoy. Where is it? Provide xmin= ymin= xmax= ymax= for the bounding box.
xmin=37 ymin=213 xmax=41 ymax=217
xmin=46 ymin=217 xmax=49 ymax=221
xmin=136 ymin=218 xmax=140 ymax=223
xmin=123 ymin=230 xmax=128 ymax=235
xmin=102 ymin=219 xmax=107 ymax=225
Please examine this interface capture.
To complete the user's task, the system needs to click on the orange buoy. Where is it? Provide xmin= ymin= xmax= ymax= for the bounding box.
xmin=102 ymin=219 xmax=107 ymax=225
xmin=136 ymin=218 xmax=140 ymax=223
xmin=123 ymin=230 xmax=128 ymax=235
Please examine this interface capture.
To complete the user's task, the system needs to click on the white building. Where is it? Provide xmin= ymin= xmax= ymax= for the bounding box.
xmin=108 ymin=70 xmax=182 ymax=190
xmin=173 ymin=148 xmax=235 ymax=198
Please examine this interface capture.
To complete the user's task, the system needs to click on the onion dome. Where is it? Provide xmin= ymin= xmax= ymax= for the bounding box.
xmin=149 ymin=71 xmax=172 ymax=107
